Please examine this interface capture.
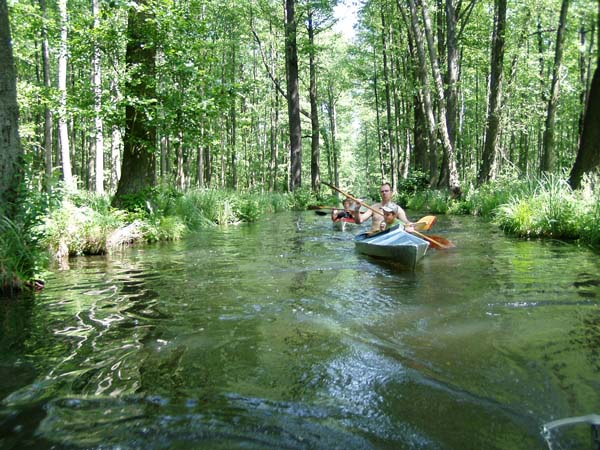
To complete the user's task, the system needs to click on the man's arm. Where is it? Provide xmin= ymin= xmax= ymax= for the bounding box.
xmin=396 ymin=206 xmax=411 ymax=225
xmin=354 ymin=204 xmax=372 ymax=224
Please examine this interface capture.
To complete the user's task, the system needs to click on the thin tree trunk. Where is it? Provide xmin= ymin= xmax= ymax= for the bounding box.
xmin=380 ymin=8 xmax=396 ymax=188
xmin=57 ymin=0 xmax=74 ymax=189
xmin=478 ymin=0 xmax=507 ymax=185
xmin=307 ymin=10 xmax=320 ymax=192
xmin=541 ymin=0 xmax=570 ymax=173
xmin=39 ymin=0 xmax=53 ymax=192
xmin=110 ymin=75 xmax=121 ymax=192
xmin=372 ymin=46 xmax=385 ymax=182
xmin=285 ymin=0 xmax=302 ymax=190
xmin=92 ymin=0 xmax=104 ymax=194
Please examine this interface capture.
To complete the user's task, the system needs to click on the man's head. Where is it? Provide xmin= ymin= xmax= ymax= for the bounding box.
xmin=342 ymin=198 xmax=352 ymax=210
xmin=380 ymin=182 xmax=393 ymax=202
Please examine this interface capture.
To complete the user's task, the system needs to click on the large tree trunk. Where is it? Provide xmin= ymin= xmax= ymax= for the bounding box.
xmin=57 ymin=0 xmax=74 ymax=189
xmin=92 ymin=0 xmax=104 ymax=194
xmin=569 ymin=2 xmax=600 ymax=189
xmin=285 ymin=0 xmax=302 ymax=191
xmin=0 ymin=0 xmax=23 ymax=217
xmin=404 ymin=0 xmax=439 ymax=185
xmin=420 ymin=0 xmax=460 ymax=191
xmin=112 ymin=0 xmax=157 ymax=208
xmin=478 ymin=0 xmax=507 ymax=185
xmin=307 ymin=10 xmax=320 ymax=192
xmin=541 ymin=0 xmax=570 ymax=173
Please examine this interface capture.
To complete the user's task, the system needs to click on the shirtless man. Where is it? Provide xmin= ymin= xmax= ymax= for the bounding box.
xmin=353 ymin=182 xmax=414 ymax=233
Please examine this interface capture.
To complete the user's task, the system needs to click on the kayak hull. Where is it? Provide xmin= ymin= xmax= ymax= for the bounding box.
xmin=355 ymin=226 xmax=429 ymax=270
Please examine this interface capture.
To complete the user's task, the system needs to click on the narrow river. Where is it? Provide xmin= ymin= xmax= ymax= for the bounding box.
xmin=1 ymin=212 xmax=599 ymax=449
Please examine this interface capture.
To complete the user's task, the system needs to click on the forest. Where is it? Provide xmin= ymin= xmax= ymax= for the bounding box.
xmin=1 ymin=0 xmax=599 ymax=292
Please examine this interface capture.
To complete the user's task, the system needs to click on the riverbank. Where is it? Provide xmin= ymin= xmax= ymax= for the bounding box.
xmin=1 ymin=173 xmax=598 ymax=294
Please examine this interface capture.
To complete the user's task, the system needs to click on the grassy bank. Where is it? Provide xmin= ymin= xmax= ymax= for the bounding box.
xmin=409 ymin=173 xmax=600 ymax=247
xmin=1 ymin=186 xmax=320 ymax=292
xmin=2 ymin=174 xmax=598 ymax=294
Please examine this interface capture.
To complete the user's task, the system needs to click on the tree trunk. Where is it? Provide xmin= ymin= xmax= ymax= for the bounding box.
xmin=57 ymin=0 xmax=74 ymax=190
xmin=380 ymin=8 xmax=396 ymax=188
xmin=478 ymin=0 xmax=507 ymax=185
xmin=569 ymin=2 xmax=600 ymax=190
xmin=92 ymin=0 xmax=104 ymax=194
xmin=445 ymin=0 xmax=460 ymax=175
xmin=112 ymin=0 xmax=157 ymax=208
xmin=404 ymin=0 xmax=439 ymax=185
xmin=326 ymin=84 xmax=339 ymax=189
xmin=0 ymin=0 xmax=23 ymax=216
xmin=39 ymin=0 xmax=53 ymax=192
xmin=307 ymin=10 xmax=320 ymax=192
xmin=285 ymin=0 xmax=302 ymax=191
xmin=420 ymin=0 xmax=460 ymax=190
xmin=372 ymin=48 xmax=385 ymax=182
xmin=541 ymin=0 xmax=570 ymax=173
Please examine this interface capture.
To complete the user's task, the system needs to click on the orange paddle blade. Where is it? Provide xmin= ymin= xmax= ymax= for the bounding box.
xmin=411 ymin=230 xmax=455 ymax=250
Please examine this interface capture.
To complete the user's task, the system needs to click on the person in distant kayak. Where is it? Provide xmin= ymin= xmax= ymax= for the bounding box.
xmin=353 ymin=182 xmax=414 ymax=233
xmin=331 ymin=197 xmax=355 ymax=222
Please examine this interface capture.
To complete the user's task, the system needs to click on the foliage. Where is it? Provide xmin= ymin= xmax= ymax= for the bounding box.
xmin=395 ymin=171 xmax=430 ymax=207
xmin=494 ymin=174 xmax=594 ymax=242
xmin=289 ymin=187 xmax=317 ymax=210
xmin=0 ymin=217 xmax=43 ymax=292
xmin=408 ymin=190 xmax=450 ymax=214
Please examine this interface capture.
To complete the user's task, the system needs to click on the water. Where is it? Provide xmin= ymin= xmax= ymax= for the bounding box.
xmin=1 ymin=212 xmax=599 ymax=449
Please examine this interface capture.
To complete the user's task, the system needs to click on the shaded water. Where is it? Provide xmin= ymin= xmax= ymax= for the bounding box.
xmin=1 ymin=212 xmax=599 ymax=449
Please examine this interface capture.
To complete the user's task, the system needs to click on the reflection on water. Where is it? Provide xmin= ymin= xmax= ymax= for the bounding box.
xmin=1 ymin=212 xmax=599 ymax=449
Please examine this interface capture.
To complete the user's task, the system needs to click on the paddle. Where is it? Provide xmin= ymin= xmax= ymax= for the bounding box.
xmin=322 ymin=181 xmax=454 ymax=250
xmin=413 ymin=215 xmax=437 ymax=231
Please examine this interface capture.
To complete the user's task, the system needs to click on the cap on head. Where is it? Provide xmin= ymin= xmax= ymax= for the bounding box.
xmin=382 ymin=205 xmax=395 ymax=214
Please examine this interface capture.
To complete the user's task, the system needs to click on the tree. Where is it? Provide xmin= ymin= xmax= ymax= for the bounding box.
xmin=0 ymin=0 xmax=23 ymax=217
xmin=569 ymin=0 xmax=600 ymax=189
xmin=92 ymin=0 xmax=104 ymax=194
xmin=541 ymin=0 xmax=570 ymax=173
xmin=285 ymin=0 xmax=302 ymax=191
xmin=478 ymin=0 xmax=506 ymax=185
xmin=112 ymin=0 xmax=157 ymax=207
xmin=57 ymin=0 xmax=75 ymax=189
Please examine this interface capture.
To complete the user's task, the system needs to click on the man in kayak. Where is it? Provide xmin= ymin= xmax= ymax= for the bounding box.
xmin=331 ymin=197 xmax=355 ymax=222
xmin=353 ymin=182 xmax=414 ymax=233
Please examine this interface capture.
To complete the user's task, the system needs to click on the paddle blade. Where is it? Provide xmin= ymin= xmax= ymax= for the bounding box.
xmin=424 ymin=234 xmax=455 ymax=250
xmin=413 ymin=215 xmax=437 ymax=231
xmin=314 ymin=210 xmax=329 ymax=216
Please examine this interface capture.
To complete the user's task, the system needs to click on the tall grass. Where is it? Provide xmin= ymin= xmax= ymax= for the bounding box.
xmin=33 ymin=187 xmax=301 ymax=261
xmin=0 ymin=217 xmax=42 ymax=292
xmin=494 ymin=173 xmax=596 ymax=243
